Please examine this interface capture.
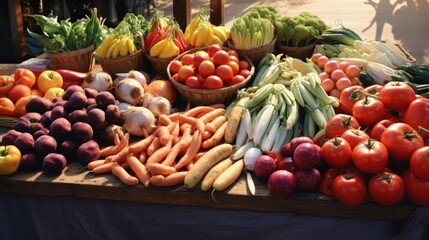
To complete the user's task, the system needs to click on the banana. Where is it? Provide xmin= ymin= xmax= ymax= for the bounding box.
xmin=212 ymin=26 xmax=228 ymax=43
xmin=119 ymin=37 xmax=129 ymax=57
xmin=126 ymin=37 xmax=136 ymax=54
xmin=105 ymin=38 xmax=120 ymax=59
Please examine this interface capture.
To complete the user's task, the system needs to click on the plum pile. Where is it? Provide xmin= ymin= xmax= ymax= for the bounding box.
xmin=1 ymin=85 xmax=124 ymax=174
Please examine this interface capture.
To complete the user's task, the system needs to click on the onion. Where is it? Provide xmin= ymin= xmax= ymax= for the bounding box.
xmin=115 ymin=78 xmax=145 ymax=105
xmin=121 ymin=106 xmax=156 ymax=136
xmin=253 ymin=155 xmax=277 ymax=180
xmin=127 ymin=70 xmax=148 ymax=88
xmin=268 ymin=170 xmax=296 ymax=198
xmin=293 ymin=143 xmax=321 ymax=170
xmin=81 ymin=72 xmax=113 ymax=92
xmin=142 ymin=93 xmax=172 ymax=117
xmin=116 ymin=101 xmax=133 ymax=112
xmin=243 ymin=147 xmax=262 ymax=171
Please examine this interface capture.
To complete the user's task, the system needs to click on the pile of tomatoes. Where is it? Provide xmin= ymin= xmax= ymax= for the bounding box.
xmin=168 ymin=44 xmax=252 ymax=89
xmin=0 ymin=68 xmax=64 ymax=117
xmin=316 ymin=82 xmax=429 ymax=206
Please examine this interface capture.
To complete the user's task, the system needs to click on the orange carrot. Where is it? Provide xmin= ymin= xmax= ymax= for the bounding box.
xmin=149 ymin=163 xmax=177 ymax=176
xmin=201 ymin=121 xmax=228 ymax=149
xmin=147 ymin=137 xmax=161 ymax=156
xmin=87 ymin=159 xmax=106 ymax=170
xmin=183 ymin=106 xmax=215 ymax=117
xmin=128 ymin=135 xmax=155 ymax=155
xmin=158 ymin=114 xmax=173 ymax=126
xmin=208 ymin=103 xmax=226 ymax=109
xmin=199 ymin=108 xmax=225 ymax=124
xmin=146 ymin=136 xmax=173 ymax=168
xmin=186 ymin=161 xmax=194 ymax=171
xmin=201 ymin=130 xmax=212 ymax=140
xmin=162 ymin=135 xmax=192 ymax=166
xmin=92 ymin=162 xmax=115 ymax=174
xmin=170 ymin=121 xmax=180 ymax=140
xmin=205 ymin=115 xmax=227 ymax=133
xmin=111 ymin=163 xmax=139 ymax=186
xmin=175 ymin=130 xmax=202 ymax=170
xmin=100 ymin=133 xmax=130 ymax=157
xmin=149 ymin=171 xmax=188 ymax=187
xmin=113 ymin=131 xmax=121 ymax=145
xmin=157 ymin=126 xmax=170 ymax=146
xmin=180 ymin=123 xmax=193 ymax=138
xmin=105 ymin=147 xmax=130 ymax=164
xmin=195 ymin=118 xmax=205 ymax=133
xmin=139 ymin=151 xmax=148 ymax=164
xmin=167 ymin=112 xmax=181 ymax=121
xmin=127 ymin=155 xmax=151 ymax=187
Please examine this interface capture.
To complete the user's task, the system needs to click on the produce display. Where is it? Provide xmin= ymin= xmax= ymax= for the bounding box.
xmin=1 ymin=5 xmax=429 ymax=212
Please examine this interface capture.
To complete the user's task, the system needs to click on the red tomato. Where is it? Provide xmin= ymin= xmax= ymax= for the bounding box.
xmin=193 ymin=51 xmax=210 ymax=69
xmin=238 ymin=60 xmax=251 ymax=70
xmin=341 ymin=129 xmax=370 ymax=150
xmin=402 ymin=98 xmax=429 ymax=139
xmin=181 ymin=53 xmax=194 ymax=66
xmin=227 ymin=49 xmax=239 ymax=58
xmin=352 ymin=96 xmax=385 ymax=127
xmin=169 ymin=60 xmax=183 ymax=74
xmin=320 ymin=137 xmax=352 ymax=168
xmin=231 ymin=75 xmax=246 ymax=85
xmin=370 ymin=119 xmax=394 ymax=140
xmin=177 ymin=65 xmax=195 ymax=83
xmin=402 ymin=169 xmax=429 ymax=206
xmin=207 ymin=44 xmax=222 ymax=57
xmin=352 ymin=139 xmax=389 ymax=174
xmin=185 ymin=76 xmax=202 ymax=89
xmin=325 ymin=114 xmax=361 ymax=139
xmin=239 ymin=69 xmax=250 ymax=79
xmin=229 ymin=55 xmax=239 ymax=64
xmin=338 ymin=85 xmax=365 ymax=115
xmin=368 ymin=172 xmax=405 ymax=206
xmin=379 ymin=81 xmax=415 ymax=113
xmin=364 ymin=84 xmax=383 ymax=96
xmin=215 ymin=65 xmax=233 ymax=83
xmin=198 ymin=60 xmax=215 ymax=78
xmin=228 ymin=61 xmax=240 ymax=75
xmin=332 ymin=173 xmax=367 ymax=206
xmin=410 ymin=146 xmax=429 ymax=181
xmin=380 ymin=123 xmax=424 ymax=162
xmin=8 ymin=84 xmax=32 ymax=103
xmin=203 ymin=75 xmax=223 ymax=89
xmin=212 ymin=50 xmax=230 ymax=66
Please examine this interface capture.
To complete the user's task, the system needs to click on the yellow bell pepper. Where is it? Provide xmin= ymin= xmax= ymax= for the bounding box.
xmin=0 ymin=145 xmax=21 ymax=175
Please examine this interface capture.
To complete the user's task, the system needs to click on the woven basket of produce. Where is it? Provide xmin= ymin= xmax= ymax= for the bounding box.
xmin=146 ymin=54 xmax=176 ymax=78
xmin=275 ymin=41 xmax=317 ymax=61
xmin=167 ymin=46 xmax=255 ymax=107
xmin=228 ymin=37 xmax=276 ymax=67
xmin=95 ymin=49 xmax=144 ymax=76
xmin=46 ymin=45 xmax=95 ymax=73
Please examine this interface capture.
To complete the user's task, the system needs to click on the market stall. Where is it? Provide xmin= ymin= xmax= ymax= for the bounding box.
xmin=1 ymin=4 xmax=429 ymax=240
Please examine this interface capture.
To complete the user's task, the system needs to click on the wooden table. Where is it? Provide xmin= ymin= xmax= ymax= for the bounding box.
xmin=0 ymin=126 xmax=417 ymax=222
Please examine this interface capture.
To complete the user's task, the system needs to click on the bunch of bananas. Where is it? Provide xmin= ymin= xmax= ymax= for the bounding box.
xmin=184 ymin=12 xmax=229 ymax=47
xmin=94 ymin=34 xmax=137 ymax=59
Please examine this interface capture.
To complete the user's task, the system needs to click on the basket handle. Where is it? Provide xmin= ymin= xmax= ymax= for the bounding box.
xmin=137 ymin=31 xmax=145 ymax=53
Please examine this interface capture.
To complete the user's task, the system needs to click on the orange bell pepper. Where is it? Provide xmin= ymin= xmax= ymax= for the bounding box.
xmin=0 ymin=97 xmax=16 ymax=117
xmin=14 ymin=68 xmax=36 ymax=89
xmin=0 ymin=75 xmax=15 ymax=97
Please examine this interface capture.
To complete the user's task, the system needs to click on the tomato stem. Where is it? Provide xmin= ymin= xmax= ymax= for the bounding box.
xmin=403 ymin=129 xmax=421 ymax=140
xmin=418 ymin=126 xmax=429 ymax=135
xmin=378 ymin=173 xmax=393 ymax=183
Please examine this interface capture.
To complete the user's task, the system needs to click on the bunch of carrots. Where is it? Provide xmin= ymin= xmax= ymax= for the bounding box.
xmin=87 ymin=104 xmax=229 ymax=187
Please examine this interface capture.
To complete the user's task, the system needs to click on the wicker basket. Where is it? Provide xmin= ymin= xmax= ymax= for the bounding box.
xmin=45 ymin=45 xmax=95 ymax=72
xmin=95 ymin=50 xmax=144 ymax=76
xmin=146 ymin=54 xmax=176 ymax=78
xmin=0 ymin=116 xmax=18 ymax=128
xmin=95 ymin=32 xmax=145 ymax=76
xmin=227 ymin=37 xmax=276 ymax=66
xmin=276 ymin=41 xmax=317 ymax=61
xmin=167 ymin=47 xmax=255 ymax=107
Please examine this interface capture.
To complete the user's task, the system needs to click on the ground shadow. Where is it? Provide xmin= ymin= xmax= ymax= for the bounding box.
xmin=363 ymin=0 xmax=429 ymax=63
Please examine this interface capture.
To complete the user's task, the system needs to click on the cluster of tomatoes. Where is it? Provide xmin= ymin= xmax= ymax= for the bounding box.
xmin=0 ymin=68 xmax=64 ymax=117
xmin=168 ymin=44 xmax=252 ymax=89
xmin=316 ymin=83 xmax=429 ymax=206
xmin=310 ymin=53 xmax=362 ymax=98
